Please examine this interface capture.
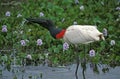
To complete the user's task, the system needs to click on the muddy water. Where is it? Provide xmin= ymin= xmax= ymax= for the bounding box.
xmin=0 ymin=64 xmax=120 ymax=79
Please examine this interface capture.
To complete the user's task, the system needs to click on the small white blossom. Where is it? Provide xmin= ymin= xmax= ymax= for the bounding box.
xmin=101 ymin=1 xmax=104 ymax=5
xmin=39 ymin=12 xmax=44 ymax=17
xmin=116 ymin=7 xmax=120 ymax=11
xmin=17 ymin=13 xmax=22 ymax=17
xmin=61 ymin=18 xmax=65 ymax=22
xmin=63 ymin=42 xmax=69 ymax=51
xmin=2 ymin=25 xmax=7 ymax=32
xmin=73 ymin=21 xmax=78 ymax=25
xmin=116 ymin=18 xmax=119 ymax=21
xmin=37 ymin=39 xmax=43 ymax=46
xmin=89 ymin=49 xmax=95 ymax=57
xmin=74 ymin=0 xmax=79 ymax=4
xmin=102 ymin=28 xmax=108 ymax=37
xmin=21 ymin=19 xmax=27 ymax=26
xmin=25 ymin=39 xmax=29 ymax=43
xmin=13 ymin=31 xmax=17 ymax=34
xmin=20 ymin=40 xmax=26 ymax=46
xmin=20 ymin=30 xmax=23 ymax=34
xmin=80 ymin=5 xmax=84 ymax=11
xmin=26 ymin=54 xmax=32 ymax=60
xmin=5 ymin=11 xmax=11 ymax=16
xmin=28 ymin=29 xmax=31 ymax=32
xmin=110 ymin=40 xmax=115 ymax=46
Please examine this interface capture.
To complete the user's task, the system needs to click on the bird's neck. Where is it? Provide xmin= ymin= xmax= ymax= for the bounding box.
xmin=48 ymin=27 xmax=66 ymax=39
xmin=56 ymin=29 xmax=66 ymax=39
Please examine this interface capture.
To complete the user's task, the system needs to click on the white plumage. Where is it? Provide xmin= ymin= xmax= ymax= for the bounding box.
xmin=63 ymin=25 xmax=105 ymax=44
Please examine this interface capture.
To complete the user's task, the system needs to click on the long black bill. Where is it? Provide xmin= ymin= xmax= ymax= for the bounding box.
xmin=26 ymin=18 xmax=55 ymax=30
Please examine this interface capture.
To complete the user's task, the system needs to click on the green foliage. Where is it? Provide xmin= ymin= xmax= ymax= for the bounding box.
xmin=0 ymin=0 xmax=120 ymax=70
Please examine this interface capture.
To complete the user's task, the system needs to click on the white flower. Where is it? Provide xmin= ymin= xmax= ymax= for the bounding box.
xmin=17 ymin=13 xmax=22 ymax=17
xmin=116 ymin=7 xmax=120 ymax=11
xmin=2 ymin=25 xmax=7 ymax=32
xmin=80 ymin=5 xmax=84 ymax=11
xmin=25 ymin=39 xmax=29 ymax=43
xmin=13 ymin=31 xmax=17 ymax=34
xmin=37 ymin=39 xmax=43 ymax=46
xmin=110 ymin=40 xmax=115 ymax=46
xmin=28 ymin=29 xmax=31 ymax=32
xmin=20 ymin=40 xmax=26 ymax=46
xmin=26 ymin=54 xmax=32 ymax=60
xmin=101 ymin=1 xmax=104 ymax=5
xmin=73 ymin=21 xmax=78 ymax=25
xmin=5 ymin=11 xmax=11 ymax=16
xmin=61 ymin=18 xmax=65 ymax=22
xmin=39 ymin=12 xmax=44 ymax=17
xmin=118 ymin=13 xmax=120 ymax=17
xmin=74 ymin=0 xmax=79 ymax=4
xmin=102 ymin=28 xmax=108 ymax=37
xmin=63 ymin=42 xmax=69 ymax=51
xmin=20 ymin=30 xmax=23 ymax=34
xmin=89 ymin=49 xmax=95 ymax=57
xmin=116 ymin=18 xmax=119 ymax=21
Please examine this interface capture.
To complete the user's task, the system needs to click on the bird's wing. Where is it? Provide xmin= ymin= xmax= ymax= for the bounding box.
xmin=63 ymin=25 xmax=103 ymax=44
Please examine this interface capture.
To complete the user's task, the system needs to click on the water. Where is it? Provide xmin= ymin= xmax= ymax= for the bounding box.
xmin=0 ymin=64 xmax=120 ymax=79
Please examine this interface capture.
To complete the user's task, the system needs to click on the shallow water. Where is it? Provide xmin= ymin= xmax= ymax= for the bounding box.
xmin=0 ymin=64 xmax=120 ymax=79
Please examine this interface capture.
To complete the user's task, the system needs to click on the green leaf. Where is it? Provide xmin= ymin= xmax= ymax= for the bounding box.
xmin=1 ymin=55 xmax=8 ymax=62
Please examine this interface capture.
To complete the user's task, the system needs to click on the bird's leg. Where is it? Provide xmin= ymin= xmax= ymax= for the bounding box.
xmin=82 ymin=45 xmax=86 ymax=79
xmin=74 ymin=45 xmax=79 ymax=79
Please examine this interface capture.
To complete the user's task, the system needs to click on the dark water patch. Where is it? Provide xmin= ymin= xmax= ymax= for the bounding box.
xmin=0 ymin=64 xmax=120 ymax=79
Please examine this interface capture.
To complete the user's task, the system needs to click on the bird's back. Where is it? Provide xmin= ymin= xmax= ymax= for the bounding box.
xmin=63 ymin=25 xmax=104 ymax=44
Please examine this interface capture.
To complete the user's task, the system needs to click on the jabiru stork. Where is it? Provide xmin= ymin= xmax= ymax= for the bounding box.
xmin=26 ymin=18 xmax=105 ymax=77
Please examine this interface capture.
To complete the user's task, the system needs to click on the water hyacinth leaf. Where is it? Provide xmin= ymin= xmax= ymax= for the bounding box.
xmin=62 ymin=0 xmax=73 ymax=4
xmin=100 ymin=41 xmax=105 ymax=48
xmin=108 ymin=26 xmax=114 ymax=31
xmin=1 ymin=55 xmax=8 ymax=62
xmin=54 ymin=48 xmax=59 ymax=53
xmin=53 ymin=57 xmax=59 ymax=65
xmin=57 ymin=45 xmax=63 ymax=49
xmin=0 ymin=0 xmax=120 ymax=69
